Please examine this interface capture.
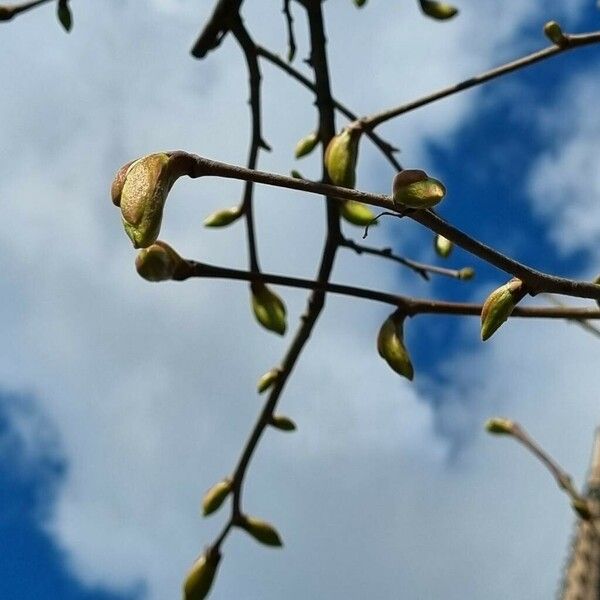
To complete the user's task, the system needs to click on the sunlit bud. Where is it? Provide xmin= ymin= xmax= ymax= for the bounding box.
xmin=135 ymin=241 xmax=186 ymax=282
xmin=251 ymin=283 xmax=287 ymax=336
xmin=183 ymin=548 xmax=221 ymax=600
xmin=294 ymin=131 xmax=319 ymax=159
xmin=458 ymin=267 xmax=475 ymax=281
xmin=290 ymin=170 xmax=304 ymax=179
xmin=484 ymin=417 xmax=515 ymax=435
xmin=340 ymin=200 xmax=377 ymax=227
xmin=544 ymin=21 xmax=567 ymax=46
xmin=392 ymin=169 xmax=446 ymax=209
xmin=203 ymin=205 xmax=243 ymax=228
xmin=257 ymin=369 xmax=280 ymax=394
xmin=57 ymin=0 xmax=72 ymax=32
xmin=118 ymin=153 xmax=183 ymax=248
xmin=572 ymin=498 xmax=593 ymax=521
xmin=377 ymin=312 xmax=414 ymax=381
xmin=202 ymin=479 xmax=232 ymax=517
xmin=271 ymin=415 xmax=296 ymax=432
xmin=324 ymin=126 xmax=361 ymax=188
xmin=434 ymin=234 xmax=453 ymax=258
xmin=419 ymin=0 xmax=458 ymax=20
xmin=240 ymin=516 xmax=283 ymax=547
xmin=480 ymin=278 xmax=524 ymax=341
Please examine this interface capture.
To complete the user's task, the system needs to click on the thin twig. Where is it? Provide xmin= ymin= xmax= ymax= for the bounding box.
xmin=0 ymin=0 xmax=52 ymax=21
xmin=190 ymin=0 xmax=244 ymax=58
xmin=282 ymin=0 xmax=296 ymax=62
xmin=542 ymin=294 xmax=600 ymax=339
xmin=359 ymin=29 xmax=600 ymax=129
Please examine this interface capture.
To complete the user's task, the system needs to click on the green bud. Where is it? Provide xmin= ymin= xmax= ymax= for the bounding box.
xmin=203 ymin=205 xmax=243 ymax=228
xmin=377 ymin=312 xmax=414 ymax=381
xmin=202 ymin=478 xmax=232 ymax=517
xmin=135 ymin=241 xmax=185 ymax=282
xmin=290 ymin=170 xmax=304 ymax=179
xmin=572 ymin=498 xmax=593 ymax=521
xmin=419 ymin=0 xmax=458 ymax=20
xmin=480 ymin=278 xmax=524 ymax=341
xmin=324 ymin=126 xmax=361 ymax=188
xmin=294 ymin=132 xmax=319 ymax=159
xmin=434 ymin=234 xmax=453 ymax=258
xmin=119 ymin=153 xmax=181 ymax=249
xmin=257 ymin=368 xmax=280 ymax=394
xmin=392 ymin=169 xmax=446 ymax=209
xmin=183 ymin=549 xmax=221 ymax=600
xmin=544 ymin=21 xmax=566 ymax=46
xmin=458 ymin=267 xmax=475 ymax=281
xmin=271 ymin=415 xmax=296 ymax=432
xmin=251 ymin=283 xmax=287 ymax=336
xmin=240 ymin=516 xmax=283 ymax=547
xmin=57 ymin=0 xmax=72 ymax=32
xmin=340 ymin=200 xmax=377 ymax=227
xmin=484 ymin=417 xmax=515 ymax=435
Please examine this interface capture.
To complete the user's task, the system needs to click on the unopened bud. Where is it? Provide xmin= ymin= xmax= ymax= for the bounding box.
xmin=290 ymin=169 xmax=304 ymax=179
xmin=57 ymin=0 xmax=72 ymax=32
xmin=257 ymin=368 xmax=280 ymax=394
xmin=183 ymin=549 xmax=221 ymax=600
xmin=434 ymin=234 xmax=453 ymax=258
xmin=294 ymin=131 xmax=319 ymax=159
xmin=135 ymin=241 xmax=185 ymax=282
xmin=392 ymin=169 xmax=446 ymax=209
xmin=239 ymin=516 xmax=283 ymax=547
xmin=203 ymin=205 xmax=243 ymax=228
xmin=458 ymin=267 xmax=475 ymax=281
xmin=271 ymin=415 xmax=296 ymax=432
xmin=377 ymin=312 xmax=414 ymax=381
xmin=480 ymin=278 xmax=524 ymax=341
xmin=544 ymin=21 xmax=567 ymax=46
xmin=572 ymin=498 xmax=593 ymax=521
xmin=419 ymin=0 xmax=458 ymax=20
xmin=251 ymin=283 xmax=287 ymax=336
xmin=324 ymin=126 xmax=361 ymax=188
xmin=340 ymin=200 xmax=377 ymax=227
xmin=117 ymin=153 xmax=183 ymax=248
xmin=202 ymin=478 xmax=232 ymax=517
xmin=484 ymin=417 xmax=515 ymax=435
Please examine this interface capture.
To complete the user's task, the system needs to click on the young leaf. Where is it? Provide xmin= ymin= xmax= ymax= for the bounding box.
xmin=434 ymin=234 xmax=453 ymax=258
xmin=324 ymin=126 xmax=361 ymax=188
xmin=392 ymin=169 xmax=446 ymax=210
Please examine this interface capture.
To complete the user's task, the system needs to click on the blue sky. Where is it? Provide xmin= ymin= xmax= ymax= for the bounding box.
xmin=2 ymin=1 xmax=600 ymax=598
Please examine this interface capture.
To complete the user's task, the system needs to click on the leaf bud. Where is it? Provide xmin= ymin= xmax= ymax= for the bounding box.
xmin=340 ymin=200 xmax=377 ymax=227
xmin=571 ymin=498 xmax=593 ymax=521
xmin=434 ymin=234 xmax=453 ymax=258
xmin=251 ymin=283 xmax=287 ymax=336
xmin=203 ymin=205 xmax=243 ymax=228
xmin=419 ymin=0 xmax=458 ymax=20
xmin=377 ymin=312 xmax=414 ymax=381
xmin=271 ymin=415 xmax=296 ymax=432
xmin=257 ymin=368 xmax=280 ymax=394
xmin=458 ymin=267 xmax=475 ymax=281
xmin=480 ymin=278 xmax=525 ymax=341
xmin=57 ymin=0 xmax=72 ymax=32
xmin=392 ymin=169 xmax=446 ymax=209
xmin=202 ymin=478 xmax=232 ymax=517
xmin=290 ymin=170 xmax=304 ymax=179
xmin=294 ymin=131 xmax=319 ymax=159
xmin=117 ymin=153 xmax=185 ymax=248
xmin=324 ymin=126 xmax=361 ymax=188
xmin=544 ymin=21 xmax=567 ymax=46
xmin=135 ymin=241 xmax=186 ymax=282
xmin=183 ymin=548 xmax=221 ymax=600
xmin=484 ymin=417 xmax=515 ymax=435
xmin=239 ymin=516 xmax=283 ymax=547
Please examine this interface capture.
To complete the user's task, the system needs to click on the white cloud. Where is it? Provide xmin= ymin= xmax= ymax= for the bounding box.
xmin=0 ymin=1 xmax=596 ymax=599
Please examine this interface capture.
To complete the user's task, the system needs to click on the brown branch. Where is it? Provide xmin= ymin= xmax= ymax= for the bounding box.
xmin=256 ymin=45 xmax=402 ymax=171
xmin=0 ymin=0 xmax=52 ymax=21
xmin=170 ymin=151 xmax=600 ymax=302
xmin=358 ymin=28 xmax=600 ymax=129
xmin=340 ymin=236 xmax=472 ymax=281
xmin=177 ymin=260 xmax=600 ymax=321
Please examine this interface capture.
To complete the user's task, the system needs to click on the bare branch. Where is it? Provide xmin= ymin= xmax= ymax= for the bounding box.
xmin=0 ymin=0 xmax=52 ymax=21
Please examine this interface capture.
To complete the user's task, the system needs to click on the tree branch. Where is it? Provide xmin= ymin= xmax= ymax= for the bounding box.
xmin=0 ymin=0 xmax=52 ymax=21
xmin=190 ymin=0 xmax=243 ymax=59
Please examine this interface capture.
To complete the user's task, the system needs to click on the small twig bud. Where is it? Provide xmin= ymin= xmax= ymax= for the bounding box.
xmin=290 ymin=169 xmax=304 ymax=179
xmin=135 ymin=241 xmax=186 ymax=282
xmin=419 ymin=0 xmax=459 ymax=20
xmin=251 ymin=283 xmax=287 ymax=336
xmin=324 ymin=126 xmax=361 ymax=188
xmin=392 ymin=169 xmax=446 ymax=210
xmin=57 ymin=0 xmax=72 ymax=32
xmin=294 ymin=131 xmax=319 ymax=159
xmin=434 ymin=234 xmax=453 ymax=258
xmin=239 ymin=516 xmax=283 ymax=547
xmin=257 ymin=369 xmax=280 ymax=394
xmin=270 ymin=415 xmax=297 ymax=432
xmin=377 ymin=311 xmax=414 ymax=380
xmin=480 ymin=278 xmax=525 ymax=341
xmin=183 ymin=548 xmax=221 ymax=600
xmin=484 ymin=417 xmax=515 ymax=435
xmin=202 ymin=479 xmax=232 ymax=517
xmin=203 ymin=205 xmax=243 ymax=228
xmin=544 ymin=21 xmax=567 ymax=46
xmin=458 ymin=267 xmax=475 ymax=281
xmin=340 ymin=200 xmax=377 ymax=227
